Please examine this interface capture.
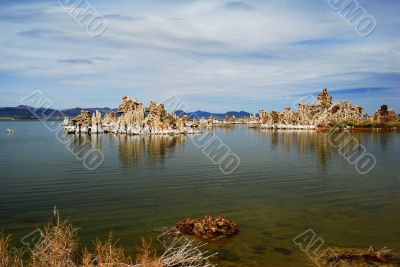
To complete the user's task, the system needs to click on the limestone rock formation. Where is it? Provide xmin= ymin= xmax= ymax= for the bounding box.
xmin=102 ymin=111 xmax=117 ymax=126
xmin=176 ymin=216 xmax=238 ymax=240
xmin=224 ymin=115 xmax=236 ymax=123
xmin=91 ymin=110 xmax=103 ymax=133
xmin=259 ymin=88 xmax=364 ymax=129
xmin=372 ymin=105 xmax=399 ymax=123
xmin=68 ymin=110 xmax=91 ymax=133
xmin=249 ymin=113 xmax=260 ymax=124
xmin=316 ymin=88 xmax=332 ymax=107
xmin=64 ymin=96 xmax=199 ymax=135
xmin=143 ymin=101 xmax=166 ymax=129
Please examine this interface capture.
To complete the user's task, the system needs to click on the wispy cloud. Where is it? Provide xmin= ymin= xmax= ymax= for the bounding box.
xmin=224 ymin=1 xmax=256 ymax=11
xmin=103 ymin=14 xmax=144 ymax=21
xmin=58 ymin=57 xmax=109 ymax=65
xmin=291 ymin=38 xmax=351 ymax=46
xmin=18 ymin=29 xmax=64 ymax=38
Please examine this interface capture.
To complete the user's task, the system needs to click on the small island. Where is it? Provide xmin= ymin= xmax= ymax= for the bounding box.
xmin=63 ymin=96 xmax=200 ymax=135
xmin=207 ymin=88 xmax=399 ymax=129
xmin=257 ymin=88 xmax=400 ymax=129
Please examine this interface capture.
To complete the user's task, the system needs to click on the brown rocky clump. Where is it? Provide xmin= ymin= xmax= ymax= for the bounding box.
xmin=71 ymin=110 xmax=91 ymax=127
xmin=372 ymin=105 xmax=399 ymax=124
xmin=176 ymin=216 xmax=238 ymax=240
xmin=316 ymin=88 xmax=332 ymax=107
xmin=321 ymin=247 xmax=400 ymax=267
xmin=144 ymin=101 xmax=167 ymax=128
xmin=118 ymin=96 xmax=143 ymax=114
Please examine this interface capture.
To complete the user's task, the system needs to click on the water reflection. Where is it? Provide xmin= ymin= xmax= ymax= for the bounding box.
xmin=63 ymin=133 xmax=186 ymax=168
xmin=259 ymin=129 xmax=394 ymax=172
xmin=260 ymin=130 xmax=333 ymax=171
xmin=117 ymin=135 xmax=185 ymax=167
xmin=64 ymin=134 xmax=103 ymax=156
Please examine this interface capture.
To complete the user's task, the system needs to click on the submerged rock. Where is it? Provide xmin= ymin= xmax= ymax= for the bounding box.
xmin=176 ymin=215 xmax=238 ymax=240
xmin=321 ymin=247 xmax=400 ymax=267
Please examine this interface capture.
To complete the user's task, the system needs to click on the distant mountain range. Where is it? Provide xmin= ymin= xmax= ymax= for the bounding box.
xmin=175 ymin=110 xmax=251 ymax=119
xmin=0 ymin=105 xmax=117 ymax=120
xmin=0 ymin=105 xmax=252 ymax=120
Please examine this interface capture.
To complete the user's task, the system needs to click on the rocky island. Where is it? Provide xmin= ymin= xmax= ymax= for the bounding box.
xmin=257 ymin=88 xmax=399 ymax=129
xmin=63 ymin=96 xmax=200 ymax=135
xmin=63 ymin=89 xmax=399 ymax=134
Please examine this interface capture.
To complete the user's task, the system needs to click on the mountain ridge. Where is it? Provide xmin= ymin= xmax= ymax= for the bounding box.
xmin=0 ymin=106 xmax=252 ymax=120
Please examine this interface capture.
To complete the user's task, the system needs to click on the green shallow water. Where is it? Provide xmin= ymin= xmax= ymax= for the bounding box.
xmin=1 ymin=121 xmax=400 ymax=266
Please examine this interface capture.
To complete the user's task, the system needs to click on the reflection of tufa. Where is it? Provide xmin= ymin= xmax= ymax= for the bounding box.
xmin=6 ymin=128 xmax=14 ymax=134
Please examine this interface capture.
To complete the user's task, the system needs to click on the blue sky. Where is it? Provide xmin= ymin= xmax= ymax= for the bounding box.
xmin=0 ymin=0 xmax=399 ymax=113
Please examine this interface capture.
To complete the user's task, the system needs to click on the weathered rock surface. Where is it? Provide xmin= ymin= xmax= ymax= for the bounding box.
xmin=102 ymin=111 xmax=117 ymax=126
xmin=259 ymin=88 xmax=364 ymax=129
xmin=372 ymin=105 xmax=399 ymax=123
xmin=65 ymin=96 xmax=200 ymax=135
xmin=176 ymin=215 xmax=238 ymax=240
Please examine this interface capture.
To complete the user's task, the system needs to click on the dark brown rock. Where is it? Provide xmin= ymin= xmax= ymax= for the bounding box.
xmin=176 ymin=215 xmax=238 ymax=240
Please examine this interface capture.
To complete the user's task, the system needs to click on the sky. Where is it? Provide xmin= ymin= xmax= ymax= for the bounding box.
xmin=0 ymin=0 xmax=399 ymax=114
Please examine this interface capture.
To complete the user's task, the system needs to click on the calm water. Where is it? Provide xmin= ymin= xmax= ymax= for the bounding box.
xmin=1 ymin=121 xmax=400 ymax=266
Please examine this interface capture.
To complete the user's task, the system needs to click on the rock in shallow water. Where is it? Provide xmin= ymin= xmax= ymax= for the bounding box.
xmin=176 ymin=215 xmax=238 ymax=240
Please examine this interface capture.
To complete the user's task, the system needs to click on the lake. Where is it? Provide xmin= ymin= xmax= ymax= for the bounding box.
xmin=0 ymin=121 xmax=399 ymax=266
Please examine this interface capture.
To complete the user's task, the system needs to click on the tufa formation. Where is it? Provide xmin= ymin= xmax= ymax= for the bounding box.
xmin=259 ymin=88 xmax=365 ymax=129
xmin=63 ymin=96 xmax=199 ymax=135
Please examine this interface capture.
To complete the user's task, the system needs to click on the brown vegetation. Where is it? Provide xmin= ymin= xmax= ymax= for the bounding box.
xmin=0 ymin=232 xmax=24 ymax=267
xmin=0 ymin=217 xmax=215 ymax=267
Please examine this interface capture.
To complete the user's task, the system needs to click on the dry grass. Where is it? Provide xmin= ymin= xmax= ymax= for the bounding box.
xmin=93 ymin=233 xmax=130 ymax=266
xmin=0 ymin=232 xmax=24 ymax=267
xmin=134 ymin=239 xmax=163 ymax=267
xmin=0 ymin=217 xmax=215 ymax=267
xmin=30 ymin=220 xmax=77 ymax=267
